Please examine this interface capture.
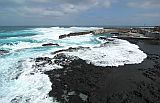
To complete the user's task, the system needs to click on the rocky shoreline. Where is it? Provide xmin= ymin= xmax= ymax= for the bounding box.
xmin=58 ymin=28 xmax=129 ymax=39
xmin=30 ymin=27 xmax=160 ymax=103
xmin=35 ymin=38 xmax=160 ymax=103
xmin=58 ymin=27 xmax=160 ymax=40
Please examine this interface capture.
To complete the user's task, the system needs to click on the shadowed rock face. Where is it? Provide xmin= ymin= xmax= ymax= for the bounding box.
xmin=0 ymin=50 xmax=9 ymax=55
xmin=42 ymin=43 xmax=59 ymax=47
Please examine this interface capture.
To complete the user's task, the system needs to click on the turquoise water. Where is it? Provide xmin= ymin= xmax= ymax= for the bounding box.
xmin=0 ymin=26 xmax=105 ymax=103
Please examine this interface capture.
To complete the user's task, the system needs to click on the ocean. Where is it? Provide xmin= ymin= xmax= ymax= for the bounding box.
xmin=0 ymin=26 xmax=147 ymax=103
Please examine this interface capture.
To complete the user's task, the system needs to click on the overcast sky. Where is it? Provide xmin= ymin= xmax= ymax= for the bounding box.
xmin=0 ymin=0 xmax=160 ymax=26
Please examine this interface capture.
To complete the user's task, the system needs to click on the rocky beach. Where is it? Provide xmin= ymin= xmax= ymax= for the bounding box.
xmin=28 ymin=27 xmax=160 ymax=103
xmin=44 ymin=38 xmax=160 ymax=103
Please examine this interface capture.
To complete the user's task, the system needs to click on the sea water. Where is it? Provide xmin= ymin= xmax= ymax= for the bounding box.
xmin=0 ymin=26 xmax=147 ymax=103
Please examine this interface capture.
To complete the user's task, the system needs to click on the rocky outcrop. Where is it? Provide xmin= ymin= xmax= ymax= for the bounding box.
xmin=0 ymin=50 xmax=9 ymax=55
xmin=59 ymin=31 xmax=93 ymax=39
xmin=99 ymin=37 xmax=114 ymax=41
xmin=52 ymin=46 xmax=91 ymax=54
xmin=58 ymin=28 xmax=132 ymax=39
xmin=42 ymin=43 xmax=59 ymax=47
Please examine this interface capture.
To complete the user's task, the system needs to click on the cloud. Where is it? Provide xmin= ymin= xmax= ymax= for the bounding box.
xmin=0 ymin=0 xmax=116 ymax=17
xmin=128 ymin=0 xmax=160 ymax=8
xmin=137 ymin=13 xmax=160 ymax=18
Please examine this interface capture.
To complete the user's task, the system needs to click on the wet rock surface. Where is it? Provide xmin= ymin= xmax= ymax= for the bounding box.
xmin=39 ymin=39 xmax=160 ymax=103
xmin=52 ymin=46 xmax=91 ymax=54
xmin=59 ymin=31 xmax=93 ymax=39
xmin=0 ymin=50 xmax=9 ymax=55
xmin=42 ymin=43 xmax=59 ymax=47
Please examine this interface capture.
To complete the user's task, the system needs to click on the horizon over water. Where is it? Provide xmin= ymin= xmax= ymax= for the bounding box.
xmin=0 ymin=26 xmax=147 ymax=103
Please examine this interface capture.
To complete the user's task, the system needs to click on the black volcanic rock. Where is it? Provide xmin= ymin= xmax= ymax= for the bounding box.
xmin=0 ymin=50 xmax=9 ymax=55
xmin=52 ymin=46 xmax=91 ymax=54
xmin=42 ymin=43 xmax=59 ymax=47
xmin=34 ymin=57 xmax=53 ymax=67
xmin=44 ymin=39 xmax=160 ymax=103
xmin=45 ymin=55 xmax=108 ymax=103
xmin=54 ymin=53 xmax=78 ymax=66
xmin=59 ymin=31 xmax=93 ymax=39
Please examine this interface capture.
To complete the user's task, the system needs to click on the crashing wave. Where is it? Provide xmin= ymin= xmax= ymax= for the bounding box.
xmin=57 ymin=39 xmax=147 ymax=67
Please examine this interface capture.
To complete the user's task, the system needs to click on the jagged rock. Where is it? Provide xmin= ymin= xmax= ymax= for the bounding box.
xmin=42 ymin=43 xmax=59 ymax=47
xmin=59 ymin=34 xmax=67 ymax=39
xmin=59 ymin=31 xmax=92 ymax=39
xmin=35 ymin=57 xmax=52 ymax=62
xmin=52 ymin=46 xmax=91 ymax=54
xmin=0 ymin=50 xmax=9 ymax=55
xmin=54 ymin=53 xmax=78 ymax=66
xmin=34 ymin=57 xmax=53 ymax=67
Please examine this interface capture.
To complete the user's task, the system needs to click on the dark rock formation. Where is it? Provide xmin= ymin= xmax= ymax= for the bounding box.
xmin=52 ymin=46 xmax=91 ymax=54
xmin=58 ymin=28 xmax=139 ymax=39
xmin=34 ymin=57 xmax=53 ymax=67
xmin=45 ymin=54 xmax=108 ymax=103
xmin=59 ymin=31 xmax=93 ymax=39
xmin=42 ymin=43 xmax=59 ymax=47
xmin=0 ymin=50 xmax=9 ymax=55
xmin=99 ymin=37 xmax=114 ymax=41
xmin=45 ymin=53 xmax=160 ymax=103
xmin=54 ymin=53 xmax=78 ymax=66
xmin=44 ymin=39 xmax=160 ymax=103
xmin=35 ymin=57 xmax=52 ymax=62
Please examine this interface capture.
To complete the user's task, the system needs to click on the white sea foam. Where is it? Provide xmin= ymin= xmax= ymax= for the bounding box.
xmin=32 ymin=27 xmax=102 ymax=41
xmin=1 ymin=42 xmax=42 ymax=51
xmin=63 ymin=39 xmax=147 ymax=67
xmin=0 ymin=58 xmax=60 ymax=103
xmin=59 ymin=34 xmax=97 ymax=47
xmin=69 ymin=27 xmax=103 ymax=32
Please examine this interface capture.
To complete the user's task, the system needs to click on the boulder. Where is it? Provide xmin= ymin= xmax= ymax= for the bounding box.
xmin=99 ymin=37 xmax=107 ymax=40
xmin=0 ymin=50 xmax=9 ymax=55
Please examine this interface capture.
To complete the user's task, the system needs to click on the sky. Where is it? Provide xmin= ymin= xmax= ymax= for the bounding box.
xmin=0 ymin=0 xmax=160 ymax=26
